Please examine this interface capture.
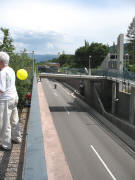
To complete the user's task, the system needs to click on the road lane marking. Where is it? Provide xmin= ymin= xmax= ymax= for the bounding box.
xmin=71 ymin=92 xmax=76 ymax=98
xmin=64 ymin=106 xmax=70 ymax=115
xmin=90 ymin=145 xmax=117 ymax=180
xmin=60 ymin=85 xmax=71 ymax=95
xmin=59 ymin=84 xmax=77 ymax=98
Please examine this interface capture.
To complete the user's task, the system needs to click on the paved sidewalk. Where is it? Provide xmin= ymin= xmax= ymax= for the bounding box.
xmin=38 ymin=82 xmax=73 ymax=180
xmin=0 ymin=108 xmax=29 ymax=180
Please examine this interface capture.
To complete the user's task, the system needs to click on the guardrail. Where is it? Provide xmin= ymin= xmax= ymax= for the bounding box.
xmin=92 ymin=69 xmax=135 ymax=81
xmin=24 ymin=74 xmax=48 ymax=180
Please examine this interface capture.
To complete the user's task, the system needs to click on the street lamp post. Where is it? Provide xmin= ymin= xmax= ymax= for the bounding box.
xmin=89 ymin=55 xmax=91 ymax=75
xmin=32 ymin=51 xmax=34 ymax=76
xmin=0 ymin=40 xmax=2 ymax=46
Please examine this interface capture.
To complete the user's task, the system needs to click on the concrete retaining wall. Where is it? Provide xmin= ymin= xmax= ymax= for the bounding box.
xmin=104 ymin=112 xmax=135 ymax=140
xmin=61 ymin=78 xmax=135 ymax=141
xmin=116 ymin=91 xmax=130 ymax=121
xmin=95 ymin=89 xmax=135 ymax=140
xmin=62 ymin=79 xmax=80 ymax=90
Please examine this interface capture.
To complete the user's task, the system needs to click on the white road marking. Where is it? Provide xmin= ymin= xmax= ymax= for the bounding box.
xmin=71 ymin=92 xmax=76 ymax=98
xmin=51 ymin=82 xmax=77 ymax=98
xmin=90 ymin=145 xmax=117 ymax=180
xmin=45 ymin=80 xmax=58 ymax=93
xmin=59 ymin=84 xmax=77 ymax=98
xmin=64 ymin=106 xmax=70 ymax=115
xmin=61 ymin=86 xmax=71 ymax=95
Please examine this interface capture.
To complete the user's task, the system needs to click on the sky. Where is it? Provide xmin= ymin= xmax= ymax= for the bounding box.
xmin=0 ymin=0 xmax=135 ymax=54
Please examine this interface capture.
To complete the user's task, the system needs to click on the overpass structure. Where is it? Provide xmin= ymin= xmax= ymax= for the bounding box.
xmin=39 ymin=72 xmax=135 ymax=88
xmin=39 ymin=71 xmax=135 ymax=125
xmin=39 ymin=71 xmax=135 ymax=122
xmin=39 ymin=72 xmax=106 ymax=81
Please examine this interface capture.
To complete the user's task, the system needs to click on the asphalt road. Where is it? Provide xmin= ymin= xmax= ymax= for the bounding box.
xmin=41 ymin=78 xmax=135 ymax=180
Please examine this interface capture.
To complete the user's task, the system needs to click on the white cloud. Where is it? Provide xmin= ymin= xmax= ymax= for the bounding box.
xmin=1 ymin=1 xmax=134 ymax=32
xmin=46 ymin=43 xmax=54 ymax=49
xmin=0 ymin=0 xmax=134 ymax=53
xmin=12 ymin=30 xmax=84 ymax=54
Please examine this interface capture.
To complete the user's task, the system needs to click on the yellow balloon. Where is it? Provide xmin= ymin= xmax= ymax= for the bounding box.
xmin=17 ymin=69 xmax=28 ymax=80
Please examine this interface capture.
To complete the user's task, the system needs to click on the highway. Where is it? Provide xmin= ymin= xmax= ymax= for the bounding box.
xmin=41 ymin=78 xmax=135 ymax=180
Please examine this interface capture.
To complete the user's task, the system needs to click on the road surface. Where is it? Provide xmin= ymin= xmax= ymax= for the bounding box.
xmin=41 ymin=78 xmax=135 ymax=180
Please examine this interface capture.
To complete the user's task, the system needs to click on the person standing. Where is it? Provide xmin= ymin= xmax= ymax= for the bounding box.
xmin=0 ymin=52 xmax=21 ymax=150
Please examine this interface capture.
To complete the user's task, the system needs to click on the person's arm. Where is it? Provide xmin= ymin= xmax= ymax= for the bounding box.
xmin=0 ymin=71 xmax=6 ymax=93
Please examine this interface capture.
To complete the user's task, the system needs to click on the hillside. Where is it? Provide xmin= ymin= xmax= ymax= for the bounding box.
xmin=33 ymin=54 xmax=57 ymax=62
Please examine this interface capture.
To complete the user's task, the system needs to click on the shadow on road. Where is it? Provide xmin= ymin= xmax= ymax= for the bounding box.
xmin=49 ymin=99 xmax=87 ymax=113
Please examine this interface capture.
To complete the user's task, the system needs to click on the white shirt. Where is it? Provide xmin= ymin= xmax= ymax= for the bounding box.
xmin=0 ymin=66 xmax=18 ymax=100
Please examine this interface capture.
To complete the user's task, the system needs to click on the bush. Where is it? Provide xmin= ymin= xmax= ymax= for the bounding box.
xmin=9 ymin=52 xmax=33 ymax=109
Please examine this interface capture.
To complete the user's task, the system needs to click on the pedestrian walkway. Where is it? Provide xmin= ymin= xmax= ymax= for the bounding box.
xmin=38 ymin=82 xmax=73 ymax=180
xmin=0 ymin=108 xmax=29 ymax=180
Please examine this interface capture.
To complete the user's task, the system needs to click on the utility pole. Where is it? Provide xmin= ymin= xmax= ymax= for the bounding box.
xmin=89 ymin=55 xmax=91 ymax=75
xmin=32 ymin=50 xmax=34 ymax=76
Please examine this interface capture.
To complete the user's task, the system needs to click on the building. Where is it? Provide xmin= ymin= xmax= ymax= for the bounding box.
xmin=100 ymin=34 xmax=124 ymax=73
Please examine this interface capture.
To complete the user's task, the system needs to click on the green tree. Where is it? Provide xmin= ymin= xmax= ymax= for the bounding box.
xmin=0 ymin=28 xmax=15 ymax=53
xmin=75 ymin=46 xmax=89 ymax=67
xmin=9 ymin=50 xmax=33 ymax=108
xmin=57 ymin=54 xmax=68 ymax=66
xmin=88 ymin=43 xmax=109 ymax=68
xmin=127 ymin=16 xmax=135 ymax=64
xmin=64 ymin=55 xmax=76 ymax=67
xmin=75 ymin=42 xmax=109 ymax=68
xmin=0 ymin=28 xmax=33 ymax=109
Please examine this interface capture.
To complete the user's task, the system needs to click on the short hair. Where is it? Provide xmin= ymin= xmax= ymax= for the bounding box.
xmin=0 ymin=52 xmax=10 ymax=65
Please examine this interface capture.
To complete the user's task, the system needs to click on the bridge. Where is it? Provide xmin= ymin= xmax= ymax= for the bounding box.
xmin=39 ymin=72 xmax=106 ymax=81
xmin=22 ymin=71 xmax=135 ymax=179
xmin=39 ymin=71 xmax=135 ymax=87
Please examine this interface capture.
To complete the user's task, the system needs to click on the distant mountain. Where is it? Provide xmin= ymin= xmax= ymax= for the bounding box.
xmin=33 ymin=54 xmax=58 ymax=62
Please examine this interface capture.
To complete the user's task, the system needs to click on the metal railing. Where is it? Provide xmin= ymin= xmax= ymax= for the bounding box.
xmin=91 ymin=69 xmax=135 ymax=81
xmin=39 ymin=65 xmax=135 ymax=82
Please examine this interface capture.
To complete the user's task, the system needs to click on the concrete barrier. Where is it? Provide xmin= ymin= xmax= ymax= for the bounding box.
xmin=24 ymin=75 xmax=48 ymax=180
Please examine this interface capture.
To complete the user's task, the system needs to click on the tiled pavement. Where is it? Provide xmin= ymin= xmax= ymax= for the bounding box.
xmin=0 ymin=108 xmax=29 ymax=180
